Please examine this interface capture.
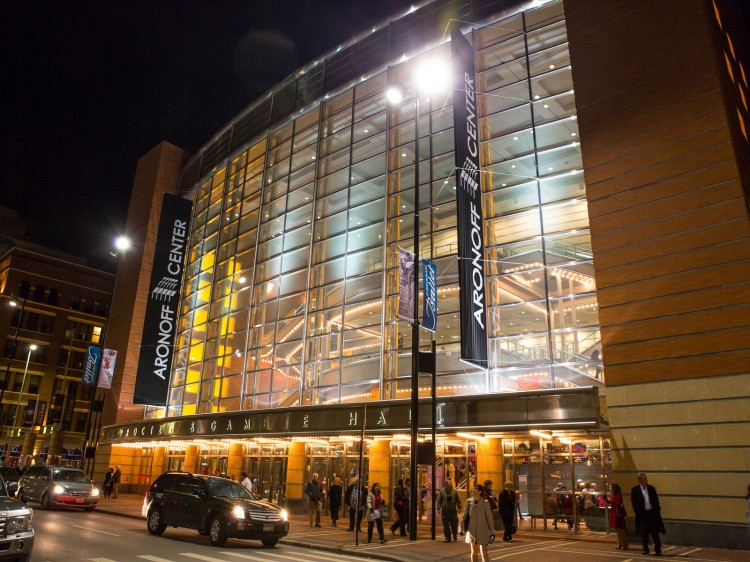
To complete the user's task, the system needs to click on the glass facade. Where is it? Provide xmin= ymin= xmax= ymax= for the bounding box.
xmin=164 ymin=0 xmax=603 ymax=419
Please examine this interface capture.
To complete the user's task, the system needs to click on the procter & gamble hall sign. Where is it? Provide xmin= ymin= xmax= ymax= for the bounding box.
xmin=100 ymin=388 xmax=601 ymax=444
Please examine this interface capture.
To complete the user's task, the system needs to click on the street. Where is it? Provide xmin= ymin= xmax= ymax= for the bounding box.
xmin=27 ymin=506 xmax=748 ymax=562
xmin=29 ymin=509 xmax=387 ymax=562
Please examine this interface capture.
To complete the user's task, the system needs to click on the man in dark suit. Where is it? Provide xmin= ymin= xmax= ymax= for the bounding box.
xmin=630 ymin=473 xmax=666 ymax=555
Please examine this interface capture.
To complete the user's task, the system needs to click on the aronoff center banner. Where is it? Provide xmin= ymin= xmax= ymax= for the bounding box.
xmin=134 ymin=193 xmax=192 ymax=405
xmin=452 ymin=27 xmax=488 ymax=367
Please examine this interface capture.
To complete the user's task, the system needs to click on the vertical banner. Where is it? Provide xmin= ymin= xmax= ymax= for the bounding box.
xmin=61 ymin=381 xmax=78 ymax=431
xmin=82 ymin=345 xmax=102 ymax=386
xmin=397 ymin=247 xmax=416 ymax=323
xmin=22 ymin=400 xmax=36 ymax=427
xmin=452 ymin=27 xmax=488 ymax=368
xmin=422 ymin=258 xmax=438 ymax=333
xmin=34 ymin=401 xmax=47 ymax=427
xmin=50 ymin=393 xmax=65 ymax=424
xmin=134 ymin=193 xmax=192 ymax=405
xmin=97 ymin=349 xmax=117 ymax=389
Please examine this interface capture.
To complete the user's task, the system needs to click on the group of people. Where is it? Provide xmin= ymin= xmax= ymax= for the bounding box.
xmin=303 ymin=471 xmax=672 ymax=559
xmin=305 ymin=472 xmax=399 ymax=544
xmin=101 ymin=465 xmax=121 ymax=498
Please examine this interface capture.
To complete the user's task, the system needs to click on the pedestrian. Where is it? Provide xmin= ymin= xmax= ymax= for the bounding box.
xmin=329 ymin=476 xmax=342 ymax=527
xmin=390 ymin=478 xmax=408 ymax=536
xmin=344 ymin=478 xmax=366 ymax=532
xmin=366 ymin=482 xmax=388 ymax=544
xmin=482 ymin=479 xmax=498 ymax=511
xmin=103 ymin=467 xmax=114 ymax=498
xmin=112 ymin=465 xmax=122 ymax=498
xmin=603 ymin=483 xmax=629 ymax=550
xmin=240 ymin=471 xmax=252 ymax=493
xmin=305 ymin=472 xmax=323 ymax=527
xmin=438 ymin=478 xmax=462 ymax=542
xmin=462 ymin=483 xmax=495 ymax=562
xmin=630 ymin=473 xmax=665 ymax=556
xmin=499 ymin=481 xmax=516 ymax=542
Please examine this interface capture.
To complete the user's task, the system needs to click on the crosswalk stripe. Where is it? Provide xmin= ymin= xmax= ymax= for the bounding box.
xmin=89 ymin=559 xmax=119 ymax=562
xmin=221 ymin=550 xmax=362 ymax=562
xmin=219 ymin=554 xmax=278 ymax=561
xmin=181 ymin=554 xmax=232 ymax=562
xmin=138 ymin=556 xmax=178 ymax=562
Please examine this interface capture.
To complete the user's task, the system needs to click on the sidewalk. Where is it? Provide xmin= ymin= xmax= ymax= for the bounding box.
xmin=95 ymin=495 xmax=748 ymax=562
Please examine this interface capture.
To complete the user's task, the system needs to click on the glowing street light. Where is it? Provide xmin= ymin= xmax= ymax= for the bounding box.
xmin=15 ymin=344 xmax=37 ymax=428
xmin=386 ymin=56 xmax=450 ymax=542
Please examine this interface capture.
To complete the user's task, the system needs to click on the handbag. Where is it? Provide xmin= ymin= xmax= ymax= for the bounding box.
xmin=367 ymin=508 xmax=381 ymax=521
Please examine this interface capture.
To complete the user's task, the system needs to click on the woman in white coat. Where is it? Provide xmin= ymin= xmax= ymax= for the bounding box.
xmin=463 ymin=483 xmax=496 ymax=562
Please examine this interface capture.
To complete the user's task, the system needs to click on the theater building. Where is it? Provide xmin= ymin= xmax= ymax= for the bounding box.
xmin=94 ymin=0 xmax=749 ymax=548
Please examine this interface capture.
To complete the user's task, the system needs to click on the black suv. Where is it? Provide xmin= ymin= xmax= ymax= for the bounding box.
xmin=142 ymin=473 xmax=288 ymax=547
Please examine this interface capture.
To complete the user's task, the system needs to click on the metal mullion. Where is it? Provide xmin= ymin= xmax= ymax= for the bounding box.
xmin=522 ymin=12 xmax=556 ymax=389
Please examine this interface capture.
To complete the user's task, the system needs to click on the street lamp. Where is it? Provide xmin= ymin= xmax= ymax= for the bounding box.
xmin=0 ymin=296 xmax=28 ymax=440
xmin=82 ymin=234 xmax=130 ymax=474
xmin=14 ymin=344 xmax=37 ymax=430
xmin=386 ymin=57 xmax=449 ymax=541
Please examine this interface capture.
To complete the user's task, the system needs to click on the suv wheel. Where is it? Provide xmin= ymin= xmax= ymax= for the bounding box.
xmin=261 ymin=537 xmax=279 ymax=548
xmin=208 ymin=515 xmax=228 ymax=546
xmin=147 ymin=507 xmax=167 ymax=535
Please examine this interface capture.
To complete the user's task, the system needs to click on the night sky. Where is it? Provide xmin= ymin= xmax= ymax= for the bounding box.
xmin=2 ymin=1 xmax=410 ymax=265
xmin=4 ymin=1 xmax=750 ymax=268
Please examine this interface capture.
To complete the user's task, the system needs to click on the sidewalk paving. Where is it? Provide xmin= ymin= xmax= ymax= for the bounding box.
xmin=94 ymin=495 xmax=748 ymax=562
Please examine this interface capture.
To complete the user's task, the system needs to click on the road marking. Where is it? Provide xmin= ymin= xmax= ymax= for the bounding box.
xmin=680 ymin=547 xmax=702 ymax=557
xmin=491 ymin=539 xmax=570 ymax=559
xmin=181 ymin=554 xmax=232 ymax=562
xmin=138 ymin=556 xmax=178 ymax=562
xmin=225 ymin=549 xmax=366 ymax=562
xmin=88 ymin=559 xmax=119 ymax=562
xmin=75 ymin=525 xmax=120 ymax=536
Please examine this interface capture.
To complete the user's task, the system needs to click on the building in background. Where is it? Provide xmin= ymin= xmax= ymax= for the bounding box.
xmin=0 ymin=245 xmax=113 ymax=465
xmin=95 ymin=0 xmax=749 ymax=548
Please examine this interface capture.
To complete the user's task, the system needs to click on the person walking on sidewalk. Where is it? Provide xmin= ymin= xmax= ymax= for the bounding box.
xmin=112 ymin=465 xmax=122 ymax=498
xmin=103 ymin=467 xmax=114 ymax=498
xmin=603 ymin=482 xmax=629 ymax=550
xmin=499 ymin=481 xmax=516 ymax=542
xmin=631 ymin=473 xmax=665 ymax=556
xmin=438 ymin=479 xmax=462 ymax=542
xmin=345 ymin=479 xmax=366 ymax=532
xmin=390 ymin=478 xmax=408 ymax=536
xmin=305 ymin=472 xmax=323 ymax=527
xmin=328 ymin=477 xmax=342 ymax=527
xmin=463 ymin=483 xmax=495 ymax=562
xmin=366 ymin=482 xmax=388 ymax=544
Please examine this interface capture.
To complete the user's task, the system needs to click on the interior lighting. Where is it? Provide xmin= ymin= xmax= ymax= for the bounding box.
xmin=531 ymin=430 xmax=553 ymax=439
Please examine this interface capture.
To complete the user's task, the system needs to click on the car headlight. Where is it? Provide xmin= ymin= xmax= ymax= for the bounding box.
xmin=232 ymin=505 xmax=245 ymax=519
xmin=92 ymin=488 xmax=100 ymax=497
xmin=279 ymin=508 xmax=288 ymax=522
xmin=7 ymin=515 xmax=32 ymax=534
xmin=53 ymin=485 xmax=65 ymax=494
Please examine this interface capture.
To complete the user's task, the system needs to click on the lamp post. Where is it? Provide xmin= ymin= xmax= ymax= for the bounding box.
xmin=81 ymin=234 xmax=130 ymax=474
xmin=14 ymin=344 xmax=37 ymax=431
xmin=386 ymin=59 xmax=449 ymax=541
xmin=0 ymin=296 xmax=27 ymax=440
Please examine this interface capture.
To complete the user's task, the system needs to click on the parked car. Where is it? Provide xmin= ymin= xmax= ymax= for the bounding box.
xmin=0 ymin=474 xmax=34 ymax=561
xmin=17 ymin=465 xmax=98 ymax=511
xmin=143 ymin=472 xmax=289 ymax=547
xmin=0 ymin=467 xmax=22 ymax=497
